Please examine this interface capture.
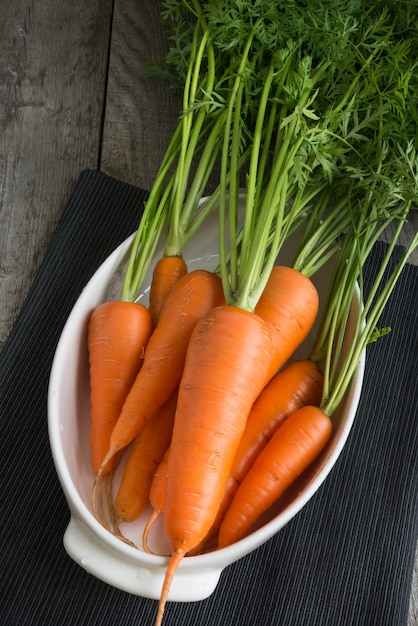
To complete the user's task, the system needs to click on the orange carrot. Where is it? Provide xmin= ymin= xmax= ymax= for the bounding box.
xmin=150 ymin=450 xmax=169 ymax=517
xmin=217 ymin=404 xmax=332 ymax=548
xmin=154 ymin=305 xmax=274 ymax=625
xmin=142 ymin=448 xmax=170 ymax=554
xmin=113 ymin=390 xmax=177 ymax=529
xmin=197 ymin=359 xmax=323 ymax=550
xmin=93 ymin=270 xmax=224 ymax=488
xmin=149 ymin=256 xmax=188 ymax=327
xmin=88 ymin=300 xmax=153 ymax=475
xmin=255 ymin=266 xmax=319 ymax=382
xmin=230 ymin=359 xmax=323 ymax=484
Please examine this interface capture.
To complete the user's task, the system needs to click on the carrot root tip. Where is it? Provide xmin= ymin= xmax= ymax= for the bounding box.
xmin=154 ymin=549 xmax=186 ymax=626
xmin=142 ymin=509 xmax=162 ymax=554
xmin=113 ymin=523 xmax=139 ymax=549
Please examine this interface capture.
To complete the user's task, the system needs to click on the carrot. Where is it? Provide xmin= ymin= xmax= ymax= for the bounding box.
xmin=231 ymin=360 xmax=323 ymax=482
xmin=113 ymin=390 xmax=177 ymax=533
xmin=150 ymin=450 xmax=169 ymax=515
xmin=87 ymin=300 xmax=153 ymax=475
xmin=196 ymin=359 xmax=323 ymax=551
xmin=255 ymin=266 xmax=319 ymax=382
xmin=218 ymin=404 xmax=333 ymax=548
xmin=142 ymin=448 xmax=170 ymax=554
xmin=148 ymin=256 xmax=188 ymax=327
xmin=92 ymin=269 xmax=224 ymax=508
xmin=153 ymin=305 xmax=274 ymax=625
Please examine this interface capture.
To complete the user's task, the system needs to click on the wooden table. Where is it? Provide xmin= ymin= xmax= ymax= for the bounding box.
xmin=1 ymin=2 xmax=417 ymax=622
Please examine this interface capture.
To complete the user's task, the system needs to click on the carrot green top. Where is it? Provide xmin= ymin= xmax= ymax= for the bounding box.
xmin=122 ymin=0 xmax=418 ymax=417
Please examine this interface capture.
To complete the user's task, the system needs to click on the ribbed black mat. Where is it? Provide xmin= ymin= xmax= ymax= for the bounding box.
xmin=1 ymin=170 xmax=417 ymax=626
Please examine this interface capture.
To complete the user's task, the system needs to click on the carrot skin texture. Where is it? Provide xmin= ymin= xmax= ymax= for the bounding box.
xmin=98 ymin=269 xmax=225 ymax=473
xmin=149 ymin=256 xmax=188 ymax=327
xmin=114 ymin=390 xmax=177 ymax=524
xmin=88 ymin=300 xmax=153 ymax=474
xmin=255 ymin=266 xmax=319 ymax=381
xmin=198 ymin=359 xmax=324 ymax=549
xmin=218 ymin=405 xmax=332 ymax=548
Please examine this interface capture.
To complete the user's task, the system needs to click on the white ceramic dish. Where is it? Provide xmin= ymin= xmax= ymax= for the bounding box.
xmin=48 ymin=196 xmax=365 ymax=602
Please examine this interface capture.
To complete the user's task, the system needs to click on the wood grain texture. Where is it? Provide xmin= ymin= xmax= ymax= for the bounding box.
xmin=0 ymin=1 xmax=416 ymax=622
xmin=100 ymin=0 xmax=182 ymax=190
xmin=0 ymin=0 xmax=112 ymax=346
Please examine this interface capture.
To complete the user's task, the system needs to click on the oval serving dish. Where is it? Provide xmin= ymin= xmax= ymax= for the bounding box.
xmin=48 ymin=196 xmax=364 ymax=602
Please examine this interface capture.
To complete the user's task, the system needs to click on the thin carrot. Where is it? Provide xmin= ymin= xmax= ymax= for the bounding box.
xmin=87 ymin=300 xmax=153 ymax=475
xmin=218 ymin=404 xmax=332 ymax=548
xmin=231 ymin=360 xmax=323 ymax=482
xmin=255 ymin=266 xmax=319 ymax=382
xmin=92 ymin=269 xmax=224 ymax=520
xmin=113 ymin=390 xmax=177 ymax=533
xmin=148 ymin=256 xmax=188 ymax=327
xmin=150 ymin=450 xmax=169 ymax=515
xmin=154 ymin=305 xmax=274 ymax=625
xmin=196 ymin=359 xmax=323 ymax=551
xmin=142 ymin=448 xmax=170 ymax=554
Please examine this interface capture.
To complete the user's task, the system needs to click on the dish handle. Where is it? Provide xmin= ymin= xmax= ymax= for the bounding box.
xmin=63 ymin=516 xmax=222 ymax=602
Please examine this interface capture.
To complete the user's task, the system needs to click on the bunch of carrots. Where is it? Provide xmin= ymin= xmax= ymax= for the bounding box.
xmin=84 ymin=1 xmax=418 ymax=624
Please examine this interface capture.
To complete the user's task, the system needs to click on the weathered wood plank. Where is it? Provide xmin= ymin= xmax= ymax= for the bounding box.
xmin=100 ymin=0 xmax=182 ymax=191
xmin=0 ymin=0 xmax=113 ymax=347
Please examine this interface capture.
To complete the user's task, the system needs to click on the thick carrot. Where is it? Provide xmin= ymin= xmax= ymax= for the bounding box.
xmin=88 ymin=300 xmax=153 ymax=475
xmin=197 ymin=359 xmax=323 ymax=550
xmin=217 ymin=404 xmax=332 ymax=548
xmin=149 ymin=256 xmax=188 ymax=327
xmin=154 ymin=305 xmax=274 ymax=626
xmin=93 ymin=269 xmax=224 ymax=486
xmin=113 ymin=390 xmax=177 ymax=530
xmin=255 ymin=266 xmax=319 ymax=382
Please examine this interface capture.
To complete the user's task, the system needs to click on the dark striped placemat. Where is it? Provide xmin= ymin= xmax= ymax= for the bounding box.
xmin=1 ymin=170 xmax=417 ymax=626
